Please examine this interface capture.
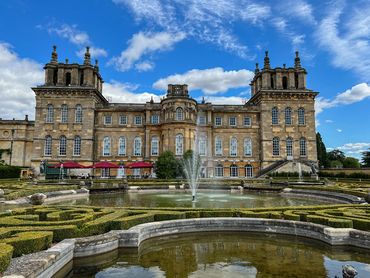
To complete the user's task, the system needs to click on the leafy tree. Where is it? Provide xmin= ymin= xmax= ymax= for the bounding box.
xmin=330 ymin=160 xmax=343 ymax=168
xmin=342 ymin=157 xmax=361 ymax=168
xmin=316 ymin=133 xmax=329 ymax=168
xmin=361 ymin=148 xmax=370 ymax=167
xmin=327 ymin=149 xmax=345 ymax=163
xmin=154 ymin=151 xmax=181 ymax=179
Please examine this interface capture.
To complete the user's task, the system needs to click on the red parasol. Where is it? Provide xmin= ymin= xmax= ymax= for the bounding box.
xmin=127 ymin=161 xmax=153 ymax=168
xmin=85 ymin=161 xmax=119 ymax=169
xmin=50 ymin=161 xmax=85 ymax=168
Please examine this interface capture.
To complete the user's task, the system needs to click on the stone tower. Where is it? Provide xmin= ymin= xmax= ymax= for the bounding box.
xmin=249 ymin=51 xmax=318 ymax=170
xmin=31 ymin=46 xmax=107 ymax=173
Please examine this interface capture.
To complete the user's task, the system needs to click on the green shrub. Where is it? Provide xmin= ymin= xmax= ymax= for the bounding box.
xmin=153 ymin=211 xmax=186 ymax=221
xmin=327 ymin=218 xmax=353 ymax=228
xmin=3 ymin=231 xmax=53 ymax=257
xmin=112 ymin=213 xmax=155 ymax=230
xmin=0 ymin=243 xmax=13 ymax=273
xmin=240 ymin=211 xmax=271 ymax=218
xmin=0 ymin=166 xmax=21 ymax=179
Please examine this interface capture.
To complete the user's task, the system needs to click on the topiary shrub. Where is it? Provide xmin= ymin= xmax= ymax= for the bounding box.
xmin=0 ymin=243 xmax=13 ymax=273
xmin=0 ymin=166 xmax=21 ymax=179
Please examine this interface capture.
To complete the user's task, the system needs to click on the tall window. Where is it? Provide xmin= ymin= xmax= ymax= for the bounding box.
xmin=298 ymin=108 xmax=305 ymax=125
xmin=282 ymin=76 xmax=288 ymax=89
xmin=118 ymin=137 xmax=126 ymax=156
xmin=73 ymin=136 xmax=81 ymax=156
xmin=151 ymin=136 xmax=159 ymax=156
xmin=300 ymin=137 xmax=307 ymax=156
xmin=46 ymin=104 xmax=54 ymax=123
xmin=245 ymin=164 xmax=253 ymax=178
xmin=134 ymin=137 xmax=142 ymax=156
xmin=104 ymin=115 xmax=112 ymax=125
xmin=59 ymin=136 xmax=67 ymax=156
xmin=151 ymin=115 xmax=159 ymax=124
xmin=119 ymin=115 xmax=127 ymax=125
xmin=44 ymin=136 xmax=52 ymax=156
xmin=65 ymin=72 xmax=71 ymax=86
xmin=285 ymin=107 xmax=292 ymax=125
xmin=272 ymin=107 xmax=278 ymax=125
xmin=229 ymin=116 xmax=237 ymax=126
xmin=61 ymin=104 xmax=68 ymax=123
xmin=215 ymin=116 xmax=222 ymax=126
xmin=101 ymin=168 xmax=110 ymax=178
xmin=230 ymin=164 xmax=239 ymax=177
xmin=286 ymin=137 xmax=293 ymax=157
xmin=244 ymin=138 xmax=252 ymax=156
xmin=230 ymin=137 xmax=238 ymax=157
xmin=198 ymin=114 xmax=206 ymax=125
xmin=134 ymin=115 xmax=142 ymax=125
xmin=215 ymin=163 xmax=224 ymax=177
xmin=244 ymin=116 xmax=251 ymax=126
xmin=103 ymin=137 xmax=111 ymax=156
xmin=273 ymin=137 xmax=280 ymax=156
xmin=175 ymin=134 xmax=183 ymax=155
xmin=198 ymin=137 xmax=207 ymax=156
xmin=176 ymin=107 xmax=184 ymax=121
xmin=215 ymin=137 xmax=222 ymax=156
xmin=75 ymin=105 xmax=83 ymax=123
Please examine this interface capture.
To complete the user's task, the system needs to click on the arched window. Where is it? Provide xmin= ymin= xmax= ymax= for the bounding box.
xmin=44 ymin=136 xmax=52 ymax=156
xmin=198 ymin=136 xmax=207 ymax=156
xmin=134 ymin=137 xmax=142 ymax=156
xmin=80 ymin=72 xmax=84 ymax=86
xmin=298 ymin=107 xmax=305 ymax=125
xmin=53 ymin=69 xmax=58 ymax=85
xmin=59 ymin=136 xmax=67 ymax=156
xmin=61 ymin=104 xmax=68 ymax=123
xmin=272 ymin=107 xmax=279 ymax=125
xmin=103 ymin=137 xmax=111 ymax=156
xmin=176 ymin=107 xmax=184 ymax=121
xmin=215 ymin=163 xmax=224 ymax=177
xmin=271 ymin=75 xmax=275 ymax=89
xmin=75 ymin=105 xmax=83 ymax=123
xmin=151 ymin=136 xmax=159 ymax=156
xmin=285 ymin=107 xmax=292 ymax=125
xmin=73 ymin=136 xmax=81 ymax=156
xmin=244 ymin=138 xmax=252 ymax=156
xmin=175 ymin=134 xmax=183 ymax=155
xmin=118 ymin=137 xmax=126 ymax=156
xmin=245 ymin=164 xmax=253 ymax=178
xmin=65 ymin=72 xmax=71 ymax=86
xmin=282 ymin=76 xmax=288 ymax=89
xmin=230 ymin=164 xmax=239 ymax=177
xmin=46 ymin=104 xmax=54 ymax=123
xmin=295 ymin=72 xmax=299 ymax=89
xmin=273 ymin=137 xmax=280 ymax=156
xmin=286 ymin=137 xmax=293 ymax=157
xmin=300 ymin=137 xmax=307 ymax=157
xmin=215 ymin=136 xmax=222 ymax=156
xmin=230 ymin=137 xmax=238 ymax=157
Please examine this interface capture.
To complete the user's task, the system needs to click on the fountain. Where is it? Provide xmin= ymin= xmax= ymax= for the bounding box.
xmin=181 ymin=150 xmax=202 ymax=202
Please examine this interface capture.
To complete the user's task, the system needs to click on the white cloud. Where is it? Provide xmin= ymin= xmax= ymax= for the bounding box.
xmin=277 ymin=0 xmax=316 ymax=24
xmin=153 ymin=67 xmax=254 ymax=95
xmin=135 ymin=61 xmax=154 ymax=72
xmin=315 ymin=83 xmax=370 ymax=114
xmin=0 ymin=43 xmax=43 ymax=120
xmin=325 ymin=119 xmax=334 ymax=123
xmin=315 ymin=1 xmax=370 ymax=79
xmin=76 ymin=47 xmax=108 ymax=58
xmin=336 ymin=129 xmax=342 ymax=133
xmin=335 ymin=142 xmax=370 ymax=158
xmin=103 ymin=80 xmax=163 ymax=103
xmin=110 ymin=31 xmax=185 ymax=71
xmin=199 ymin=96 xmax=246 ymax=105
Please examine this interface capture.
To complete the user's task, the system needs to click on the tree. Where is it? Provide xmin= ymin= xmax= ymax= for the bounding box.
xmin=154 ymin=151 xmax=181 ymax=179
xmin=327 ymin=149 xmax=345 ymax=163
xmin=342 ymin=157 xmax=361 ymax=168
xmin=361 ymin=148 xmax=370 ymax=167
xmin=330 ymin=160 xmax=343 ymax=168
xmin=316 ymin=133 xmax=329 ymax=168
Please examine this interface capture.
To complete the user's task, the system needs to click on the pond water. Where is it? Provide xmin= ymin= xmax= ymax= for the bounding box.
xmin=56 ymin=191 xmax=336 ymax=208
xmin=69 ymin=232 xmax=370 ymax=278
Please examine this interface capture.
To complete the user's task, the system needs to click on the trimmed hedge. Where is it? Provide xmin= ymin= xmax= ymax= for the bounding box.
xmin=3 ymin=231 xmax=53 ymax=257
xmin=0 ymin=243 xmax=13 ymax=273
xmin=0 ymin=166 xmax=21 ymax=179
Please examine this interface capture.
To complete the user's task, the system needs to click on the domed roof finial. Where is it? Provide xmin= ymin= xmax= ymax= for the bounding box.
xmin=94 ymin=59 xmax=99 ymax=72
xmin=255 ymin=63 xmax=259 ymax=73
xmin=51 ymin=45 xmax=58 ymax=63
xmin=84 ymin=46 xmax=91 ymax=65
xmin=294 ymin=51 xmax=301 ymax=68
xmin=264 ymin=50 xmax=270 ymax=69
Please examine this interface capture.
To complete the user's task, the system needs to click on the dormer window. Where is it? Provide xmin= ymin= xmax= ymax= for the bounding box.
xmin=176 ymin=107 xmax=184 ymax=121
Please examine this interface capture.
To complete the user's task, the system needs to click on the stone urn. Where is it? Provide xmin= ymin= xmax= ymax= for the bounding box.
xmin=30 ymin=193 xmax=47 ymax=205
xmin=342 ymin=265 xmax=358 ymax=278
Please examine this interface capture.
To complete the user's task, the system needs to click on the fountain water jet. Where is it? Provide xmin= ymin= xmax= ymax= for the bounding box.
xmin=182 ymin=149 xmax=202 ymax=202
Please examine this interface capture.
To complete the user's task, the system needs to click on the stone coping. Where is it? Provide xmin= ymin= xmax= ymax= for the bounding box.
xmin=4 ymin=218 xmax=370 ymax=277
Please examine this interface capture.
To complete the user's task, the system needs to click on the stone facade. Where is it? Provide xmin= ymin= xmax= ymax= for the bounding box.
xmin=0 ymin=47 xmax=319 ymax=178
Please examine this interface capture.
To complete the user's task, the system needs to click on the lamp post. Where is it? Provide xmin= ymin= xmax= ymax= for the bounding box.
xmin=9 ymin=129 xmax=15 ymax=166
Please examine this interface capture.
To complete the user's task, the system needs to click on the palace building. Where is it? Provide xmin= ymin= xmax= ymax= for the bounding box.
xmin=0 ymin=46 xmax=319 ymax=178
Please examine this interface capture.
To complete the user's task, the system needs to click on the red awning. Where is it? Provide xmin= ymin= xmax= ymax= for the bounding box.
xmin=50 ymin=161 xmax=85 ymax=169
xmin=85 ymin=161 xmax=120 ymax=169
xmin=127 ymin=161 xmax=153 ymax=168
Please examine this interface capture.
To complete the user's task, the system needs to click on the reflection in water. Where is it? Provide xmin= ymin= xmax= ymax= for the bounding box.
xmin=57 ymin=191 xmax=335 ymax=208
xmin=70 ymin=232 xmax=370 ymax=278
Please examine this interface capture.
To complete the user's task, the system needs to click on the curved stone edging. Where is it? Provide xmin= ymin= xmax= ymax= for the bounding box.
xmin=4 ymin=217 xmax=370 ymax=277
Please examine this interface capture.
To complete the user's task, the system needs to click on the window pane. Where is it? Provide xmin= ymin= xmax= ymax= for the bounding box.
xmin=103 ymin=137 xmax=111 ymax=156
xmin=59 ymin=136 xmax=67 ymax=156
xmin=44 ymin=136 xmax=52 ymax=156
xmin=61 ymin=105 xmax=68 ymax=123
xmin=46 ymin=105 xmax=54 ymax=123
xmin=272 ymin=107 xmax=278 ymax=125
xmin=175 ymin=134 xmax=183 ymax=155
xmin=75 ymin=105 xmax=83 ymax=123
xmin=134 ymin=137 xmax=142 ymax=156
xmin=244 ymin=116 xmax=251 ymax=126
xmin=215 ymin=116 xmax=222 ymax=126
xmin=118 ymin=137 xmax=126 ymax=155
xmin=244 ymin=138 xmax=252 ymax=156
xmin=215 ymin=137 xmax=222 ymax=156
xmin=273 ymin=137 xmax=280 ymax=156
xmin=151 ymin=137 xmax=159 ymax=156
xmin=119 ymin=115 xmax=127 ymax=125
xmin=230 ymin=138 xmax=237 ymax=156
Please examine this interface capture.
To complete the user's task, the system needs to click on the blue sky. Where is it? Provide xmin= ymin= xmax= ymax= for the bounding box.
xmin=0 ymin=0 xmax=369 ymax=158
